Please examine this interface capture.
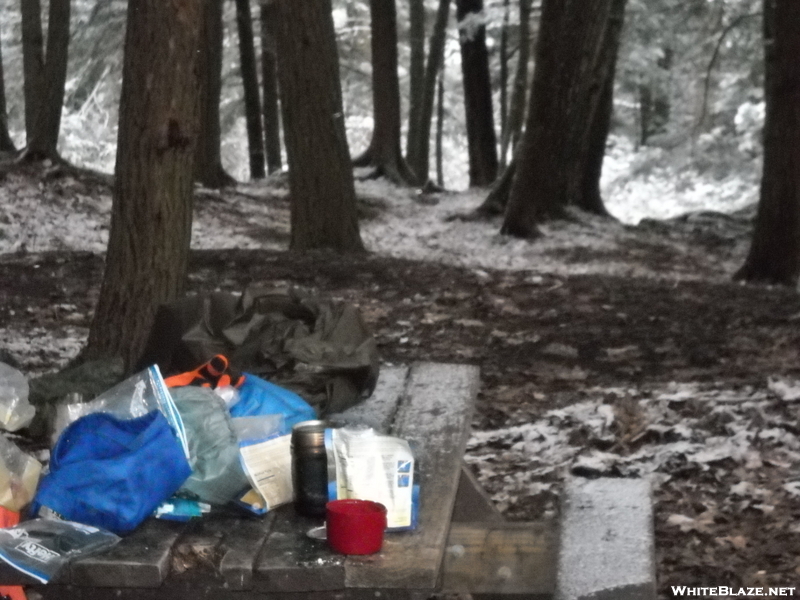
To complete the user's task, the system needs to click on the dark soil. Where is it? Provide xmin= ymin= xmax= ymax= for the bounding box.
xmin=1 ymin=169 xmax=799 ymax=597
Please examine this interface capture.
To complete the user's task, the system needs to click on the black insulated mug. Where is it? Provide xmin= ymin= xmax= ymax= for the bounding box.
xmin=291 ymin=420 xmax=329 ymax=518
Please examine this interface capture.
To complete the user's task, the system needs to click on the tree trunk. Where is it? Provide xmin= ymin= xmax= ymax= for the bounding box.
xmin=195 ymin=0 xmax=234 ymax=188
xmin=406 ymin=0 xmax=450 ymax=185
xmin=735 ymin=0 xmax=800 ymax=285
xmin=0 ymin=34 xmax=16 ymax=152
xmin=436 ymin=65 xmax=445 ymax=188
xmin=260 ymin=2 xmax=282 ymax=174
xmin=501 ymin=0 xmax=627 ymax=237
xmin=272 ymin=0 xmax=364 ymax=252
xmin=639 ymin=47 xmax=672 ymax=145
xmin=499 ymin=0 xmax=532 ymax=165
xmin=235 ymin=0 xmax=266 ymax=179
xmin=84 ymin=0 xmax=204 ymax=370
xmin=20 ymin=0 xmax=45 ymax=142
xmin=477 ymin=156 xmax=515 ymax=216
xmin=499 ymin=0 xmax=510 ymax=163
xmin=26 ymin=0 xmax=70 ymax=159
xmin=353 ymin=0 xmax=415 ymax=184
xmin=456 ymin=0 xmax=499 ymax=187
xmin=406 ymin=0 xmax=425 ymax=165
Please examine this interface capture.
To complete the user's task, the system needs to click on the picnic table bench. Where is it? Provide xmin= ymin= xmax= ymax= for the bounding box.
xmin=0 ymin=362 xmax=558 ymax=600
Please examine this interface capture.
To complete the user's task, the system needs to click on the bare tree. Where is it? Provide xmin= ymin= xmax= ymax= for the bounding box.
xmin=235 ymin=0 xmax=266 ymax=179
xmin=499 ymin=0 xmax=533 ymax=166
xmin=195 ymin=0 xmax=234 ymax=188
xmin=272 ymin=0 xmax=364 ymax=251
xmin=456 ymin=0 xmax=499 ymax=187
xmin=735 ymin=0 xmax=800 ymax=285
xmin=0 ymin=32 xmax=16 ymax=151
xmin=84 ymin=0 xmax=204 ymax=369
xmin=25 ymin=0 xmax=70 ymax=159
xmin=353 ymin=0 xmax=416 ymax=184
xmin=501 ymin=0 xmax=627 ymax=237
xmin=406 ymin=0 xmax=451 ymax=186
xmin=260 ymin=1 xmax=282 ymax=174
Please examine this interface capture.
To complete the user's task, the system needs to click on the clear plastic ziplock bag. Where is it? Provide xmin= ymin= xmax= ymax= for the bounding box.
xmin=52 ymin=366 xmax=189 ymax=459
xmin=0 ymin=435 xmax=41 ymax=512
xmin=0 ymin=363 xmax=35 ymax=432
xmin=0 ymin=519 xmax=120 ymax=583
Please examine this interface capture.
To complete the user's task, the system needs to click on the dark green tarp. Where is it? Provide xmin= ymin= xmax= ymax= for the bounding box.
xmin=137 ymin=287 xmax=380 ymax=416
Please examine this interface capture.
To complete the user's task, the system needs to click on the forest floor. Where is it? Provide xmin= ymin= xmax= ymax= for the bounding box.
xmin=1 ymin=160 xmax=800 ymax=597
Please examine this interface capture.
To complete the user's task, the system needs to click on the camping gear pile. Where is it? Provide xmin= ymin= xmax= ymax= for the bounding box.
xmin=0 ymin=288 xmax=411 ymax=588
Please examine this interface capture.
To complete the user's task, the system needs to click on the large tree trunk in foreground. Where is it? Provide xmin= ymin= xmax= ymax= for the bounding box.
xmin=501 ymin=0 xmax=626 ymax=237
xmin=272 ymin=0 xmax=364 ymax=252
xmin=25 ymin=0 xmax=70 ymax=159
xmin=85 ymin=0 xmax=203 ymax=370
xmin=406 ymin=0 xmax=450 ymax=186
xmin=456 ymin=0 xmax=499 ymax=187
xmin=735 ymin=0 xmax=800 ymax=285
xmin=260 ymin=2 xmax=282 ymax=174
xmin=353 ymin=0 xmax=415 ymax=184
xmin=20 ymin=0 xmax=45 ymax=144
xmin=195 ymin=0 xmax=233 ymax=188
xmin=236 ymin=0 xmax=265 ymax=179
xmin=0 ymin=34 xmax=16 ymax=151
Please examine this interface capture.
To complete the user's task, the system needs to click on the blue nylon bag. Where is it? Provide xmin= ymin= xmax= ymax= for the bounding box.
xmin=32 ymin=411 xmax=192 ymax=535
xmin=229 ymin=374 xmax=316 ymax=434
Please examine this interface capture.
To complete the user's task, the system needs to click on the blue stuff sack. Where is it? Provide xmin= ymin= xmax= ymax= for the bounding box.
xmin=32 ymin=411 xmax=192 ymax=535
xmin=229 ymin=374 xmax=316 ymax=434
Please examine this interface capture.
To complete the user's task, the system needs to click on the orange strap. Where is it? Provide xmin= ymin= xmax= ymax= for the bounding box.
xmin=165 ymin=355 xmax=244 ymax=389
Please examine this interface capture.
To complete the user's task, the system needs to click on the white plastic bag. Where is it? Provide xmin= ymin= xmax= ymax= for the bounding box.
xmin=0 ymin=362 xmax=35 ymax=432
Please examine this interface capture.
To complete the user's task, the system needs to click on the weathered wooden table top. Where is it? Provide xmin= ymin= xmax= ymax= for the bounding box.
xmin=1 ymin=362 xmax=480 ymax=600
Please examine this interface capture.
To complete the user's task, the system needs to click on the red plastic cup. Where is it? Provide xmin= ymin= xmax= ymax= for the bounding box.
xmin=325 ymin=499 xmax=387 ymax=555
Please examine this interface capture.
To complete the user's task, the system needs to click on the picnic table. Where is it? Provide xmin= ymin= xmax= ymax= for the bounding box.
xmin=0 ymin=362 xmax=559 ymax=600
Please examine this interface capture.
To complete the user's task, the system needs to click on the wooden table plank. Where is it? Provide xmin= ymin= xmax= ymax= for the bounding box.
xmin=442 ymin=520 xmax=557 ymax=596
xmin=161 ymin=512 xmax=276 ymax=592
xmin=327 ymin=365 xmax=409 ymax=433
xmin=343 ymin=362 xmax=480 ymax=589
xmin=69 ymin=519 xmax=186 ymax=588
xmin=253 ymin=504 xmax=345 ymax=592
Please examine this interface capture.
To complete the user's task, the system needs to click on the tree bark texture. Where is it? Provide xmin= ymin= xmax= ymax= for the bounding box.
xmin=638 ymin=48 xmax=672 ymax=145
xmin=499 ymin=0 xmax=532 ymax=165
xmin=436 ymin=65 xmax=445 ymax=187
xmin=501 ymin=0 xmax=627 ymax=237
xmin=272 ymin=0 xmax=364 ymax=252
xmin=235 ymin=0 xmax=266 ymax=179
xmin=735 ymin=0 xmax=800 ymax=285
xmin=260 ymin=2 xmax=282 ymax=174
xmin=406 ymin=0 xmax=426 ymax=165
xmin=354 ymin=0 xmax=415 ymax=184
xmin=20 ymin=0 xmax=45 ymax=141
xmin=195 ymin=0 xmax=233 ymax=188
xmin=499 ymin=0 xmax=510 ymax=152
xmin=406 ymin=0 xmax=450 ymax=185
xmin=26 ymin=0 xmax=70 ymax=158
xmin=456 ymin=0 xmax=499 ymax=187
xmin=0 ymin=34 xmax=16 ymax=151
xmin=85 ymin=0 xmax=204 ymax=369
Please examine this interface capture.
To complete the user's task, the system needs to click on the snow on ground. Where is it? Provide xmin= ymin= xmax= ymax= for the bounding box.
xmin=0 ymin=144 xmax=759 ymax=373
xmin=469 ymin=378 xmax=800 ymax=522
xmin=0 ymin=142 xmax=757 ymax=280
